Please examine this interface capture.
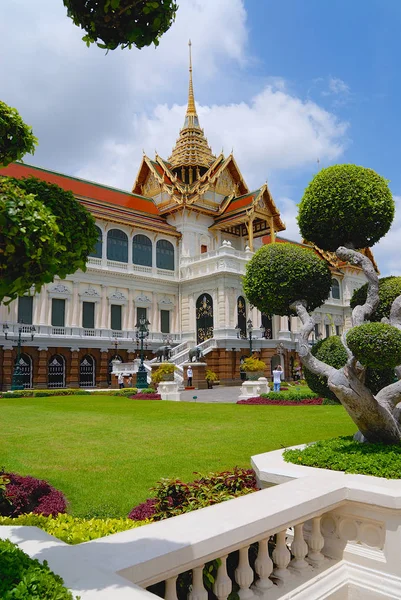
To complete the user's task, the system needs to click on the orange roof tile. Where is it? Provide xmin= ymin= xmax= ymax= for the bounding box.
xmin=0 ymin=162 xmax=160 ymax=216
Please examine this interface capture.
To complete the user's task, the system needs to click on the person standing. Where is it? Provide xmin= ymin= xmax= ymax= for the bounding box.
xmin=186 ymin=365 xmax=193 ymax=387
xmin=272 ymin=365 xmax=283 ymax=392
xmin=118 ymin=373 xmax=124 ymax=389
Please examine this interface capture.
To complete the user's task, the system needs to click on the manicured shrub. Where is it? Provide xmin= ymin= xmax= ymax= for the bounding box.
xmin=0 ymin=538 xmax=76 ymax=599
xmin=152 ymin=363 xmax=175 ymax=384
xmin=243 ymin=242 xmax=332 ymax=315
xmin=298 ymin=164 xmax=394 ymax=251
xmin=351 ymin=276 xmax=401 ymax=322
xmin=347 ymin=322 xmax=401 ymax=369
xmin=128 ymin=467 xmax=258 ymax=522
xmin=0 ymin=472 xmax=67 ymax=517
xmin=260 ymin=391 xmax=319 ymax=400
xmin=284 ymin=436 xmax=401 ymax=478
xmin=0 ymin=100 xmax=37 ymax=167
xmin=0 ymin=513 xmax=145 ymax=544
xmin=304 ymin=336 xmax=347 ymax=403
xmin=237 ymin=397 xmax=323 ymax=405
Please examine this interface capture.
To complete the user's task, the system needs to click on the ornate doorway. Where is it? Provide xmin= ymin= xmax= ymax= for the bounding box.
xmin=196 ymin=294 xmax=214 ymax=344
xmin=16 ymin=353 xmax=32 ymax=388
xmin=80 ymin=354 xmax=96 ymax=387
xmin=237 ymin=296 xmax=247 ymax=339
xmin=48 ymin=354 xmax=65 ymax=388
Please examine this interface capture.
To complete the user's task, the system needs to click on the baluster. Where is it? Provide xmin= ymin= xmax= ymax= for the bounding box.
xmin=165 ymin=576 xmax=178 ymax=600
xmin=189 ymin=565 xmax=208 ymax=600
xmin=253 ymin=538 xmax=273 ymax=593
xmin=290 ymin=524 xmax=309 ymax=572
xmin=307 ymin=517 xmax=325 ymax=566
xmin=213 ymin=555 xmax=232 ymax=600
xmin=235 ymin=546 xmax=255 ymax=599
xmin=272 ymin=530 xmax=291 ymax=582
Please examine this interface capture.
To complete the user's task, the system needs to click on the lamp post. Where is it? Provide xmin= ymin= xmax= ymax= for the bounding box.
xmin=236 ymin=318 xmax=255 ymax=356
xmin=3 ymin=322 xmax=35 ymax=391
xmin=135 ymin=316 xmax=150 ymax=389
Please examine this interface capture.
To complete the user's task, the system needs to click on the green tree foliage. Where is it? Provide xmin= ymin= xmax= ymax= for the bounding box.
xmin=243 ymin=242 xmax=332 ymax=316
xmin=0 ymin=179 xmax=60 ymax=302
xmin=304 ymin=336 xmax=347 ymax=402
xmin=298 ymin=164 xmax=394 ymax=251
xmin=0 ymin=101 xmax=37 ymax=168
xmin=351 ymin=276 xmax=401 ymax=322
xmin=8 ymin=176 xmax=98 ymax=281
xmin=304 ymin=336 xmax=396 ymax=400
xmin=347 ymin=323 xmax=401 ymax=369
xmin=63 ymin=0 xmax=178 ymax=51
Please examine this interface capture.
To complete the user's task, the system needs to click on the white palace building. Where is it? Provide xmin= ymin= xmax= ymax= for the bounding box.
xmin=0 ymin=51 xmax=370 ymax=390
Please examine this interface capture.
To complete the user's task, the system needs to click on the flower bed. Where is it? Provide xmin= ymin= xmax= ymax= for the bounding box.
xmin=0 ymin=471 xmax=67 ymax=517
xmin=237 ymin=396 xmax=323 ymax=405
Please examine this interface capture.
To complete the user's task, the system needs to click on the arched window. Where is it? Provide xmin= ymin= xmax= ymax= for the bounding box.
xmin=79 ymin=354 xmax=96 ymax=388
xmin=107 ymin=229 xmax=128 ymax=263
xmin=89 ymin=226 xmax=103 ymax=258
xmin=331 ymin=279 xmax=340 ymax=300
xmin=196 ymin=294 xmax=213 ymax=344
xmin=261 ymin=313 xmax=273 ymax=339
xmin=237 ymin=296 xmax=246 ymax=339
xmin=48 ymin=354 xmax=66 ymax=388
xmin=133 ymin=234 xmax=152 ymax=267
xmin=16 ymin=353 xmax=33 ymax=388
xmin=156 ymin=239 xmax=174 ymax=271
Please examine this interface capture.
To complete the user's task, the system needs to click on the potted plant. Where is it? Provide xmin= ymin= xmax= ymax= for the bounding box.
xmin=205 ymin=369 xmax=218 ymax=389
xmin=152 ymin=363 xmax=176 ymax=384
xmin=241 ymin=357 xmax=266 ymax=380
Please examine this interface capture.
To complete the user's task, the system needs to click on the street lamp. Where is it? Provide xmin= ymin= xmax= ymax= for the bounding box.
xmin=3 ymin=322 xmax=35 ymax=390
xmin=236 ymin=318 xmax=255 ymax=356
xmin=135 ymin=316 xmax=150 ymax=389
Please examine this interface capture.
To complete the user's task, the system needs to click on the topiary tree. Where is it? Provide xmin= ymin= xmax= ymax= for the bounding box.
xmin=298 ymin=164 xmax=394 ymax=252
xmin=351 ymin=276 xmax=401 ymax=322
xmin=0 ymin=100 xmax=37 ymax=167
xmin=245 ymin=164 xmax=401 ymax=444
xmin=0 ymin=102 xmax=98 ymax=302
xmin=8 ymin=177 xmax=98 ymax=281
xmin=0 ymin=177 xmax=98 ymax=303
xmin=243 ymin=243 xmax=332 ymax=316
xmin=63 ymin=0 xmax=178 ymax=51
xmin=304 ymin=335 xmax=396 ymax=402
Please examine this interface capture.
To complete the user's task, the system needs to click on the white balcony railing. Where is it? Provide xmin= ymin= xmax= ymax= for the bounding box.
xmin=3 ymin=466 xmax=401 ymax=599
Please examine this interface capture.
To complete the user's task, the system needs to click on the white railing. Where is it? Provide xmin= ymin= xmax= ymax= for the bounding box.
xmin=5 ymin=468 xmax=400 ymax=599
xmin=51 ymin=327 xmax=66 ymax=336
xmin=107 ymin=260 xmax=128 ymax=271
xmin=87 ymin=257 xmax=179 ymax=280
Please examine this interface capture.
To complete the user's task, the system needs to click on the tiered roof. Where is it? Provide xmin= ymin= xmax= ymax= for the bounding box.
xmin=168 ymin=41 xmax=215 ymax=169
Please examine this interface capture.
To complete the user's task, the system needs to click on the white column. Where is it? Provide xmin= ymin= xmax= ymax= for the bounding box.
xmin=272 ymin=530 xmax=291 ymax=582
xmin=307 ymin=517 xmax=325 ymax=566
xmin=278 ymin=315 xmax=291 ymax=340
xmin=127 ymin=289 xmax=134 ymax=331
xmin=290 ymin=523 xmax=309 ymax=572
xmin=100 ymin=285 xmax=108 ymax=329
xmin=213 ymin=555 xmax=232 ymax=600
xmin=188 ymin=566 xmax=207 ymax=600
xmin=39 ymin=290 xmax=50 ymax=325
xmin=253 ymin=538 xmax=273 ymax=592
xmin=71 ymin=282 xmax=80 ymax=327
xmin=164 ymin=577 xmax=178 ymax=600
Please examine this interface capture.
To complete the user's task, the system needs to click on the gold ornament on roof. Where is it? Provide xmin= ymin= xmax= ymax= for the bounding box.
xmin=168 ymin=40 xmax=215 ymax=170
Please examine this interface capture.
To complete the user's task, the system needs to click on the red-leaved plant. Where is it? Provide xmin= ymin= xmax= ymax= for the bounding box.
xmin=128 ymin=467 xmax=258 ymax=522
xmin=237 ymin=397 xmax=323 ymax=405
xmin=0 ymin=471 xmax=67 ymax=517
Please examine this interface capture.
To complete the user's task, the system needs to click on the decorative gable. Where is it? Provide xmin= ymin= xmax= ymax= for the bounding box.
xmin=143 ymin=172 xmax=160 ymax=197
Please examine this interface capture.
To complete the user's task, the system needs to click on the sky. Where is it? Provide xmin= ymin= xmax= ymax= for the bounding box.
xmin=1 ymin=0 xmax=400 ymax=275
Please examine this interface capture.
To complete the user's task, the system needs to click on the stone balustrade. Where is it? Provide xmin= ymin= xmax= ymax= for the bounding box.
xmin=3 ymin=465 xmax=401 ymax=599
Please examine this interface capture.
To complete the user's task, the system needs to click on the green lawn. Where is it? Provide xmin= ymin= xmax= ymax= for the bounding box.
xmin=0 ymin=395 xmax=356 ymax=518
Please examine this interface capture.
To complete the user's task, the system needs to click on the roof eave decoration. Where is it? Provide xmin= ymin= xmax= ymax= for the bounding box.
xmin=302 ymin=240 xmax=379 ymax=274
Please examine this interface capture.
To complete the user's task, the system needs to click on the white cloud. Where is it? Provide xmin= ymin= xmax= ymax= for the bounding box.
xmin=372 ymin=196 xmax=401 ymax=276
xmin=328 ymin=77 xmax=350 ymax=95
xmin=77 ymin=81 xmax=349 ymax=190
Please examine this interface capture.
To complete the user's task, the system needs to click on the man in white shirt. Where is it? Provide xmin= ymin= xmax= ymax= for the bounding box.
xmin=186 ymin=366 xmax=193 ymax=387
xmin=272 ymin=365 xmax=283 ymax=392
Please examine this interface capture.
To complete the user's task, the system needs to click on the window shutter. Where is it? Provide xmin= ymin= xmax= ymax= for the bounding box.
xmin=161 ymin=310 xmax=170 ymax=333
xmin=111 ymin=305 xmax=122 ymax=330
xmin=83 ymin=302 xmax=95 ymax=329
xmin=52 ymin=299 xmax=66 ymax=327
xmin=17 ymin=296 xmax=33 ymax=324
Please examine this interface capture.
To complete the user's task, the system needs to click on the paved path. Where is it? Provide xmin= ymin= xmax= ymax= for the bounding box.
xmin=180 ymin=386 xmax=241 ymax=403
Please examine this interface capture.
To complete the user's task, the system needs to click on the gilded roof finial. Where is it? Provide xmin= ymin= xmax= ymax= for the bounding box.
xmin=187 ymin=39 xmax=197 ymax=117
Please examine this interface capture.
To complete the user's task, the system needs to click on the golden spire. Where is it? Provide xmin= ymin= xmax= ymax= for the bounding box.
xmin=187 ymin=40 xmax=197 ymax=117
xmin=168 ymin=40 xmax=215 ymax=171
